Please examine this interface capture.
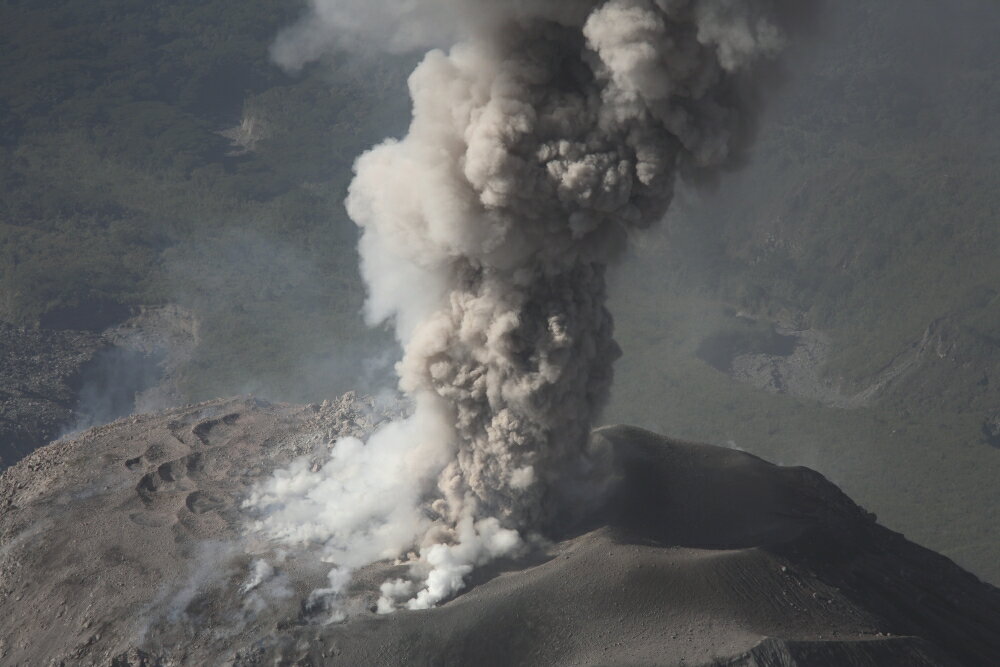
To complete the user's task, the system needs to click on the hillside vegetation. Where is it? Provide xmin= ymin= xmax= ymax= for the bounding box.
xmin=0 ymin=0 xmax=412 ymax=398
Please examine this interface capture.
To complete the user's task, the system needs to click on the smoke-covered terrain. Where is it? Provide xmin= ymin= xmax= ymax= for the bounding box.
xmin=2 ymin=0 xmax=1000 ymax=663
xmin=3 ymin=0 xmax=997 ymax=584
xmin=230 ymin=0 xmax=825 ymax=613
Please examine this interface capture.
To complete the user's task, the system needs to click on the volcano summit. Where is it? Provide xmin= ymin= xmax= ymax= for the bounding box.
xmin=0 ymin=395 xmax=998 ymax=665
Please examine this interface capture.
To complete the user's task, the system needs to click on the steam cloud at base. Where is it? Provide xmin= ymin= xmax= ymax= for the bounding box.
xmin=248 ymin=0 xmax=808 ymax=613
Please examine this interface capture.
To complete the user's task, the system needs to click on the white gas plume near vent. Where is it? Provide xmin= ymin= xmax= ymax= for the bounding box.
xmin=247 ymin=0 xmax=810 ymax=614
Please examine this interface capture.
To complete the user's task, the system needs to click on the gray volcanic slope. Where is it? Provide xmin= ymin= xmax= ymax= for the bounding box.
xmin=0 ymin=396 xmax=998 ymax=666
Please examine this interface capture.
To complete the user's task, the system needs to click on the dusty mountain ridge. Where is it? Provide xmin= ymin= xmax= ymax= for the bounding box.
xmin=0 ymin=395 xmax=998 ymax=666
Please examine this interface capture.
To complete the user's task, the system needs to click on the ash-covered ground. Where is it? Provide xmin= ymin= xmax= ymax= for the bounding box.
xmin=1 ymin=394 xmax=997 ymax=666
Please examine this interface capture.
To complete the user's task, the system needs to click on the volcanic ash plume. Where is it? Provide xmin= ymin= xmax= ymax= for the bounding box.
xmin=250 ymin=0 xmax=802 ymax=612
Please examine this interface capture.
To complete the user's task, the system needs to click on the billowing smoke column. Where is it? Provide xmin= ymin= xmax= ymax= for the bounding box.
xmin=346 ymin=0 xmax=786 ymax=525
xmin=250 ymin=0 xmax=802 ymax=613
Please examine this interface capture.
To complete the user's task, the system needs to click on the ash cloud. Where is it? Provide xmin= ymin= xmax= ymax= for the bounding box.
xmin=250 ymin=0 xmax=810 ymax=613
